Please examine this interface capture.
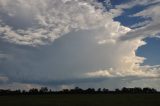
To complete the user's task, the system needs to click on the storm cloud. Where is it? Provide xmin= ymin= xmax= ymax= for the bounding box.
xmin=0 ymin=0 xmax=160 ymax=90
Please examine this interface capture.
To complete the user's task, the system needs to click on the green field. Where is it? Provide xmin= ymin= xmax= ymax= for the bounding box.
xmin=0 ymin=94 xmax=160 ymax=106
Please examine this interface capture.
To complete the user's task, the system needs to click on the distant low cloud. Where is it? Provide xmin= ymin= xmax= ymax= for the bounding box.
xmin=0 ymin=75 xmax=9 ymax=83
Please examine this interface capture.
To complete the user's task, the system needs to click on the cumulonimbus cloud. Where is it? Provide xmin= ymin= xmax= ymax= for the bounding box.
xmin=0 ymin=0 xmax=160 ymax=89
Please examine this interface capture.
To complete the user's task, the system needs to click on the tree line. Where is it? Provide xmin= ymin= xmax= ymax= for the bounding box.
xmin=0 ymin=87 xmax=158 ymax=95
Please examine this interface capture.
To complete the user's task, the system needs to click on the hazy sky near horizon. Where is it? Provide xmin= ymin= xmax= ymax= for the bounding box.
xmin=0 ymin=0 xmax=160 ymax=90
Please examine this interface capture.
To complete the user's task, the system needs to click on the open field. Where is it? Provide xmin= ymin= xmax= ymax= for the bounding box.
xmin=0 ymin=94 xmax=160 ymax=106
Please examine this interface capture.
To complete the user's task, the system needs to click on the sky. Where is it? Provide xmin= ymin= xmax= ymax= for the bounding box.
xmin=0 ymin=0 xmax=160 ymax=90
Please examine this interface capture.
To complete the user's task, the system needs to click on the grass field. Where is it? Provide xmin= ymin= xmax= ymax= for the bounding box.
xmin=0 ymin=94 xmax=160 ymax=106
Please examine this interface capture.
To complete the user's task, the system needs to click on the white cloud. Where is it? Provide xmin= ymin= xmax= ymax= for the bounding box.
xmin=0 ymin=82 xmax=42 ymax=90
xmin=115 ymin=0 xmax=160 ymax=11
xmin=130 ymin=20 xmax=150 ymax=29
xmin=115 ymin=0 xmax=160 ymax=40
xmin=0 ymin=0 xmax=118 ymax=46
xmin=85 ymin=67 xmax=159 ymax=78
xmin=0 ymin=75 xmax=9 ymax=83
xmin=0 ymin=52 xmax=11 ymax=60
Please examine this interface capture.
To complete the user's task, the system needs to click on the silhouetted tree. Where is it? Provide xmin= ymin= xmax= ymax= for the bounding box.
xmin=22 ymin=90 xmax=27 ymax=94
xmin=85 ymin=88 xmax=95 ymax=94
xmin=29 ymin=88 xmax=39 ymax=94
xmin=115 ymin=89 xmax=120 ymax=93
xmin=97 ymin=88 xmax=102 ymax=93
xmin=0 ymin=87 xmax=158 ymax=95
xmin=102 ymin=88 xmax=109 ymax=93
xmin=143 ymin=87 xmax=157 ymax=93
xmin=69 ymin=87 xmax=83 ymax=94
xmin=133 ymin=87 xmax=143 ymax=93
xmin=62 ymin=89 xmax=69 ymax=94
xmin=40 ymin=87 xmax=48 ymax=93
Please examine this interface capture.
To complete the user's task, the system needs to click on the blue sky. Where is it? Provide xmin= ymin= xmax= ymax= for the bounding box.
xmin=109 ymin=0 xmax=160 ymax=66
xmin=137 ymin=37 xmax=160 ymax=65
xmin=0 ymin=0 xmax=160 ymax=90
